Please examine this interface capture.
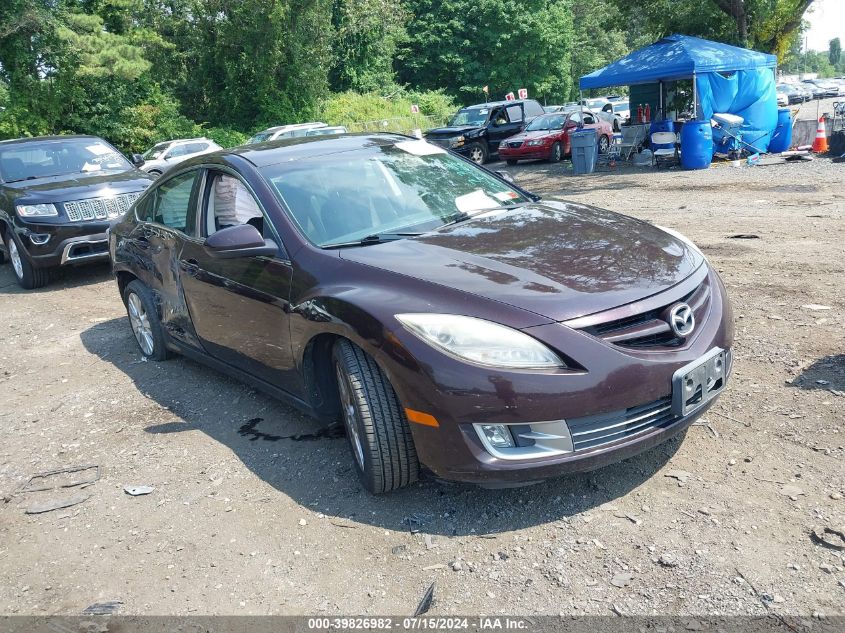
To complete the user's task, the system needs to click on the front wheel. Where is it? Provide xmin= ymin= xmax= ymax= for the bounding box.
xmin=123 ymin=280 xmax=170 ymax=361
xmin=466 ymin=142 xmax=488 ymax=165
xmin=549 ymin=142 xmax=562 ymax=163
xmin=332 ymin=339 xmax=419 ymax=494
xmin=598 ymin=135 xmax=611 ymax=154
xmin=5 ymin=228 xmax=51 ymax=289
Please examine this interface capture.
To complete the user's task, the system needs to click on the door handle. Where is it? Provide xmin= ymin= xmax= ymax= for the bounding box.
xmin=180 ymin=258 xmax=200 ymax=277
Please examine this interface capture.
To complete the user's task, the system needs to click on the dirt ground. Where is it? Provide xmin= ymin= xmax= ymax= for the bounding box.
xmin=0 ymin=152 xmax=844 ymax=620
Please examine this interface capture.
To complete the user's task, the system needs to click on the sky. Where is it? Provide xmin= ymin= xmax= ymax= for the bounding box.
xmin=805 ymin=0 xmax=845 ymax=52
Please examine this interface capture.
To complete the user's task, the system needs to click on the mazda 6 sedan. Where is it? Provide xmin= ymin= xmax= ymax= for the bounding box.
xmin=109 ymin=133 xmax=733 ymax=494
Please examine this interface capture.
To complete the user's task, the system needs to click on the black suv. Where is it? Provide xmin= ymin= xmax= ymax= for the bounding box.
xmin=425 ymin=99 xmax=545 ymax=164
xmin=0 ymin=135 xmax=153 ymax=289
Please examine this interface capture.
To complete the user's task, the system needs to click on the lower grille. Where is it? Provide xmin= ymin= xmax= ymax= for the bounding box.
xmin=63 ymin=192 xmax=143 ymax=222
xmin=567 ymin=397 xmax=677 ymax=451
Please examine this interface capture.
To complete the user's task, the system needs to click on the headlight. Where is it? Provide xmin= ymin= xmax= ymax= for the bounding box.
xmin=395 ymin=314 xmax=565 ymax=369
xmin=451 ymin=135 xmax=465 ymax=148
xmin=16 ymin=203 xmax=58 ymax=218
xmin=526 ymin=139 xmax=548 ymax=146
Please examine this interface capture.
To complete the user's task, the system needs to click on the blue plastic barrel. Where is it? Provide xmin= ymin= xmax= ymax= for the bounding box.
xmin=768 ymin=108 xmax=793 ymax=153
xmin=570 ymin=129 xmax=598 ymax=175
xmin=650 ymin=119 xmax=675 ymax=150
xmin=680 ymin=120 xmax=713 ymax=170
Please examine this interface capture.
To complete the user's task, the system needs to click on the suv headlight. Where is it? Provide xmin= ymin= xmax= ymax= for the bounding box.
xmin=396 ymin=314 xmax=565 ymax=369
xmin=16 ymin=203 xmax=58 ymax=218
xmin=451 ymin=135 xmax=466 ymax=148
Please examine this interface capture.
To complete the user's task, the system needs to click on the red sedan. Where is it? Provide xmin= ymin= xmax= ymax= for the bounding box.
xmin=498 ymin=109 xmax=614 ymax=164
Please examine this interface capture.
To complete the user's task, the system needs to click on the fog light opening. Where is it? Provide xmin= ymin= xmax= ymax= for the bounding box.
xmin=479 ymin=424 xmax=515 ymax=449
xmin=28 ymin=233 xmax=50 ymax=245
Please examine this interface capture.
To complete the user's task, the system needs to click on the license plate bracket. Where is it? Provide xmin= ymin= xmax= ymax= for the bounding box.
xmin=672 ymin=348 xmax=727 ymax=417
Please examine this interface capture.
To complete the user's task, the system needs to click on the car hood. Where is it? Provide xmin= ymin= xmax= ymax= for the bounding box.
xmin=425 ymin=126 xmax=482 ymax=138
xmin=340 ymin=201 xmax=704 ymax=323
xmin=3 ymin=169 xmax=154 ymax=203
xmin=506 ymin=130 xmax=560 ymax=142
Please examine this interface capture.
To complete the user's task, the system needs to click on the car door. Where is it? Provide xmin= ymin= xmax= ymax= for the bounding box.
xmin=487 ymin=105 xmax=525 ymax=154
xmin=128 ymin=168 xmax=203 ymax=346
xmin=177 ymin=167 xmax=298 ymax=392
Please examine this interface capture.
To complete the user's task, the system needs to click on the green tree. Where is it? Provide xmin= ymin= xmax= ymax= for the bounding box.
xmin=830 ymin=37 xmax=841 ymax=67
xmin=397 ymin=0 xmax=576 ymax=104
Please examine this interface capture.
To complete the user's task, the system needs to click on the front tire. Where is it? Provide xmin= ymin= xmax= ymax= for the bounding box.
xmin=598 ymin=135 xmax=611 ymax=154
xmin=549 ymin=142 xmax=562 ymax=162
xmin=5 ymin=228 xmax=50 ymax=290
xmin=467 ymin=142 xmax=488 ymax=165
xmin=332 ymin=339 xmax=419 ymax=494
xmin=123 ymin=280 xmax=170 ymax=361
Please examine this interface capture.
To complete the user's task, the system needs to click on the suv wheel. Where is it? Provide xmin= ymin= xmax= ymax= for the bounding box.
xmin=4 ymin=228 xmax=50 ymax=289
xmin=332 ymin=339 xmax=419 ymax=494
xmin=123 ymin=280 xmax=170 ymax=361
xmin=467 ymin=142 xmax=488 ymax=165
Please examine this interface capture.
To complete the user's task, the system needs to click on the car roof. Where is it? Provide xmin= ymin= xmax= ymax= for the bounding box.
xmin=261 ymin=122 xmax=327 ymax=134
xmin=218 ymin=133 xmax=412 ymax=168
xmin=462 ymin=99 xmax=537 ymax=110
xmin=0 ymin=134 xmax=104 ymax=147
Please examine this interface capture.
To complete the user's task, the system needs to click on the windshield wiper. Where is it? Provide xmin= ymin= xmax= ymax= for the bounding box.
xmin=440 ymin=201 xmax=530 ymax=228
xmin=322 ymin=232 xmax=423 ymax=249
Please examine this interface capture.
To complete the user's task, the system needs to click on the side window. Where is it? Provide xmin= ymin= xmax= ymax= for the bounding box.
xmin=203 ymin=171 xmax=269 ymax=239
xmin=506 ymin=105 xmax=523 ymax=123
xmin=490 ymin=108 xmax=508 ymax=126
xmin=153 ymin=170 xmax=198 ymax=234
xmin=134 ymin=191 xmax=157 ymax=222
xmin=568 ymin=112 xmax=582 ymax=125
xmin=165 ymin=145 xmax=187 ymax=159
xmin=524 ymin=100 xmax=544 ymax=117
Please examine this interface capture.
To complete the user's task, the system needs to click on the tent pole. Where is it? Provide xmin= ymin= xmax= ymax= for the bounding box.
xmin=659 ymin=81 xmax=663 ymax=119
xmin=580 ymin=89 xmax=584 ymax=127
xmin=692 ymin=72 xmax=697 ymax=120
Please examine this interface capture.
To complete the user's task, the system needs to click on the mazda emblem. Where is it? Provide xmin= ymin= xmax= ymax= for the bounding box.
xmin=668 ymin=303 xmax=695 ymax=338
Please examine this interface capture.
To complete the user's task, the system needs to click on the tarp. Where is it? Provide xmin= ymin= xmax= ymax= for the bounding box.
xmin=579 ymin=34 xmax=777 ymax=90
xmin=697 ymin=68 xmax=778 ymax=152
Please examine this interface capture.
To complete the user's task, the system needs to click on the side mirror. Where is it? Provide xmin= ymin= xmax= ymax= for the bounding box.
xmin=132 ymin=154 xmax=144 ymax=166
xmin=204 ymin=224 xmax=278 ymax=259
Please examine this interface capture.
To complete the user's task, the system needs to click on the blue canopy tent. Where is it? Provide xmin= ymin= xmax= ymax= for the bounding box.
xmin=580 ymin=34 xmax=779 ymax=152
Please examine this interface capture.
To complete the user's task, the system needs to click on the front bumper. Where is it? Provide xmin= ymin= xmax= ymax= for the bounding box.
xmin=498 ymin=145 xmax=553 ymax=161
xmin=12 ymin=219 xmax=111 ymax=268
xmin=382 ymin=266 xmax=734 ymax=486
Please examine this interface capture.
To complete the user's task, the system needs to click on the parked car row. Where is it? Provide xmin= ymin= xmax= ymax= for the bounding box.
xmin=0 ymin=130 xmax=733 ymax=495
xmin=424 ymin=99 xmax=615 ymax=165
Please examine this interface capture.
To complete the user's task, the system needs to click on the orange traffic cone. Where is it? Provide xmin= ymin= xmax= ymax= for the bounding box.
xmin=812 ymin=116 xmax=828 ymax=153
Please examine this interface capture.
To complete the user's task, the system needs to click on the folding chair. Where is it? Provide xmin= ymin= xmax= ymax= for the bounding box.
xmin=651 ymin=131 xmax=680 ymax=168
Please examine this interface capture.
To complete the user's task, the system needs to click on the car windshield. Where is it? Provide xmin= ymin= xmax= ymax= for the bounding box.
xmin=0 ymin=138 xmax=132 ymax=182
xmin=525 ymin=114 xmax=566 ymax=131
xmin=248 ymin=132 xmax=274 ymax=144
xmin=448 ymin=108 xmax=491 ymax=127
xmin=142 ymin=142 xmax=170 ymax=160
xmin=260 ymin=140 xmax=531 ymax=248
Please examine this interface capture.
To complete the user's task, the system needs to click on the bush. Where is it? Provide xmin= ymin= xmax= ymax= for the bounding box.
xmin=319 ymin=87 xmax=456 ymax=134
xmin=202 ymin=127 xmax=249 ymax=148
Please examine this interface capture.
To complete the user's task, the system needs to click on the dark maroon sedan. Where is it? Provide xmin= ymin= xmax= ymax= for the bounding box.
xmin=109 ymin=134 xmax=733 ymax=494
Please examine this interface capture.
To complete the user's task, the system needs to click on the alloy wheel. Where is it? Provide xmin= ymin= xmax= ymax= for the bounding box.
xmin=599 ymin=136 xmax=610 ymax=154
xmin=127 ymin=292 xmax=155 ymax=356
xmin=336 ymin=363 xmax=365 ymax=469
xmin=552 ymin=144 xmax=562 ymax=161
xmin=469 ymin=147 xmax=484 ymax=164
xmin=8 ymin=238 xmax=23 ymax=280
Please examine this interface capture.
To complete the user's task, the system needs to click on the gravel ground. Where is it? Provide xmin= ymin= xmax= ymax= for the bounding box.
xmin=0 ymin=153 xmax=843 ymax=619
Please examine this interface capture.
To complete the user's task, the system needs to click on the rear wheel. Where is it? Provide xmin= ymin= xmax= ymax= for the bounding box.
xmin=549 ymin=142 xmax=562 ymax=162
xmin=598 ymin=135 xmax=611 ymax=154
xmin=123 ymin=280 xmax=170 ymax=361
xmin=332 ymin=339 xmax=419 ymax=494
xmin=5 ymin=228 xmax=50 ymax=289
xmin=467 ymin=142 xmax=488 ymax=165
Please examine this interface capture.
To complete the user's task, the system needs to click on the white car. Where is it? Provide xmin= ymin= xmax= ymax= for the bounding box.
xmin=135 ymin=138 xmax=222 ymax=176
xmin=247 ymin=122 xmax=329 ymax=144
